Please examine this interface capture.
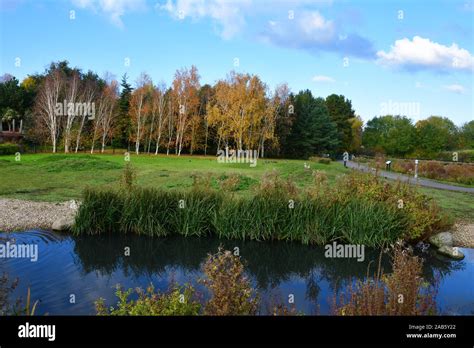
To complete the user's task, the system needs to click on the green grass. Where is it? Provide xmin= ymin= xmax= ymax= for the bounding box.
xmin=0 ymin=152 xmax=472 ymax=222
xmin=0 ymin=153 xmax=349 ymax=201
xmin=419 ymin=187 xmax=474 ymax=222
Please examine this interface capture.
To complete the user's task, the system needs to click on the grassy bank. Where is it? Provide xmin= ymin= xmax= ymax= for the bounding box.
xmin=0 ymin=153 xmax=471 ymax=222
xmin=73 ymin=170 xmax=450 ymax=247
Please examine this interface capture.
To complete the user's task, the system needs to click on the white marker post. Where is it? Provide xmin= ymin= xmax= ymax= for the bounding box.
xmin=414 ymin=159 xmax=419 ymax=179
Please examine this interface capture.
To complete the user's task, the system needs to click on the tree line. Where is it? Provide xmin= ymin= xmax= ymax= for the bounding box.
xmin=363 ymin=115 xmax=474 ymax=158
xmin=0 ymin=60 xmax=472 ymax=159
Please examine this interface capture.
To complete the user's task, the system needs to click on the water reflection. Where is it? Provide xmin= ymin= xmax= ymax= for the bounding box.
xmin=0 ymin=230 xmax=469 ymax=315
xmin=73 ymin=234 xmax=463 ymax=291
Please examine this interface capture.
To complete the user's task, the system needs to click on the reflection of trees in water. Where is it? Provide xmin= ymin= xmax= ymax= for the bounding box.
xmin=318 ymin=250 xmax=392 ymax=293
xmin=73 ymin=236 xmax=325 ymax=289
xmin=304 ymin=269 xmax=321 ymax=312
xmin=72 ymin=235 xmax=462 ymax=299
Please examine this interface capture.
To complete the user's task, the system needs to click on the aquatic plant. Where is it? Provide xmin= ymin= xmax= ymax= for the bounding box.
xmin=331 ymin=245 xmax=438 ymax=316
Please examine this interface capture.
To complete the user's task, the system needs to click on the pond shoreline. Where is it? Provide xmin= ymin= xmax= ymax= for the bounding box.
xmin=0 ymin=198 xmax=473 ymax=248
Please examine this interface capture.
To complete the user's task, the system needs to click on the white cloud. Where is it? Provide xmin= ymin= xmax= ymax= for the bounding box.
xmin=158 ymin=0 xmax=252 ymax=39
xmin=299 ymin=11 xmax=335 ymax=42
xmin=444 ymin=84 xmax=465 ymax=94
xmin=72 ymin=0 xmax=147 ymax=27
xmin=157 ymin=0 xmax=335 ymax=40
xmin=312 ymin=75 xmax=335 ymax=83
xmin=376 ymin=36 xmax=474 ymax=72
xmin=260 ymin=10 xmax=374 ymax=58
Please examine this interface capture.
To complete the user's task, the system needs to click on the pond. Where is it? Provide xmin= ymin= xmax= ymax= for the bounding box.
xmin=0 ymin=230 xmax=473 ymax=315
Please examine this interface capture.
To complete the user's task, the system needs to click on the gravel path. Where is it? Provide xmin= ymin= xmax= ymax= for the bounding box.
xmin=0 ymin=198 xmax=77 ymax=232
xmin=343 ymin=161 xmax=474 ymax=193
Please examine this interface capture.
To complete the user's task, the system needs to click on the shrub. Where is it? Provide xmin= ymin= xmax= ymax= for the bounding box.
xmin=332 ymin=245 xmax=437 ymax=315
xmin=333 ymin=172 xmax=451 ymax=241
xmin=201 ymin=247 xmax=259 ymax=315
xmin=392 ymin=159 xmax=474 ymax=185
xmin=0 ymin=143 xmax=20 ymax=155
xmin=95 ymin=283 xmax=201 ymax=316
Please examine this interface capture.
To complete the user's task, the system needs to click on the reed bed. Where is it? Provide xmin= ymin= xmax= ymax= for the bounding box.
xmin=72 ymin=169 xmax=451 ymax=246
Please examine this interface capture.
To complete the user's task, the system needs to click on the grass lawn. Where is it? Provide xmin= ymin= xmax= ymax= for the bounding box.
xmin=0 ymin=153 xmax=349 ymax=201
xmin=0 ymin=153 xmax=472 ymax=222
xmin=419 ymin=187 xmax=474 ymax=222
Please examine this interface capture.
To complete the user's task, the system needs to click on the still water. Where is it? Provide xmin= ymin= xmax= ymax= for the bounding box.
xmin=0 ymin=230 xmax=473 ymax=315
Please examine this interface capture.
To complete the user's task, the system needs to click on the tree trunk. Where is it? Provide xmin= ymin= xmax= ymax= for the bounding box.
xmin=75 ymin=115 xmax=87 ymax=153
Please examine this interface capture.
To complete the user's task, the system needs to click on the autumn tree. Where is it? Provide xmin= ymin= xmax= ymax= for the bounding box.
xmin=171 ymin=66 xmax=200 ymax=156
xmin=91 ymin=79 xmax=118 ymax=153
xmin=149 ymin=82 xmax=167 ymax=155
xmin=74 ymin=71 xmax=103 ymax=153
xmin=35 ymin=69 xmax=63 ymax=153
xmin=349 ymin=115 xmax=363 ymax=153
xmin=207 ymin=79 xmax=232 ymax=151
xmin=269 ymin=83 xmax=293 ymax=157
xmin=207 ymin=72 xmax=271 ymax=155
xmin=129 ymin=73 xmax=152 ymax=154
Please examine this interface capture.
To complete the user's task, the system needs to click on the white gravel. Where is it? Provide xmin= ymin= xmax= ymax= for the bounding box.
xmin=452 ymin=223 xmax=474 ymax=248
xmin=0 ymin=198 xmax=77 ymax=232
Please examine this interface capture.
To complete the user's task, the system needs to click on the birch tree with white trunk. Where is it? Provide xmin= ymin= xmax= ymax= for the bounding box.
xmin=130 ymin=73 xmax=151 ymax=155
xmin=63 ymin=71 xmax=80 ymax=153
xmin=35 ymin=70 xmax=63 ymax=153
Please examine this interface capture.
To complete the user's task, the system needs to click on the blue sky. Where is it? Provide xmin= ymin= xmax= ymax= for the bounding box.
xmin=1 ymin=0 xmax=473 ymax=125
